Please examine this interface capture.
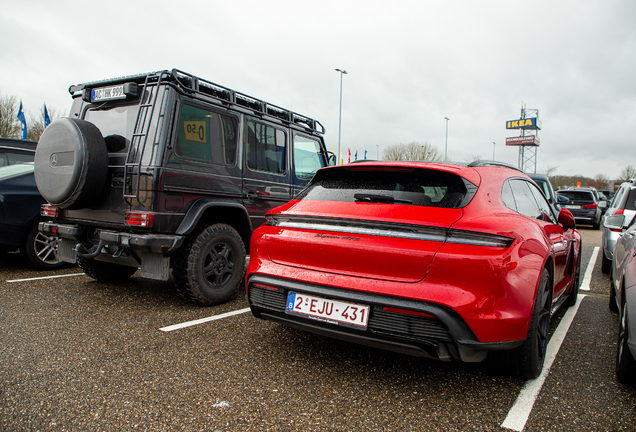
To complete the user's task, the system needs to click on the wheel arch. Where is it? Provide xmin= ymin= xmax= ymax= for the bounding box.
xmin=175 ymin=199 xmax=253 ymax=253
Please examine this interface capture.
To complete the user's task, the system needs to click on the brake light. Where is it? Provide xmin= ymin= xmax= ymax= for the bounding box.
xmin=615 ymin=209 xmax=624 ymax=215
xmin=382 ymin=306 xmax=434 ymax=318
xmin=40 ymin=204 xmax=59 ymax=217
xmin=125 ymin=212 xmax=153 ymax=227
xmin=584 ymin=203 xmax=597 ymax=209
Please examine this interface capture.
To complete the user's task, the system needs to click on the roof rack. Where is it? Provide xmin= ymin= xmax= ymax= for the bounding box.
xmin=467 ymin=160 xmax=522 ymax=171
xmin=69 ymin=69 xmax=325 ymax=135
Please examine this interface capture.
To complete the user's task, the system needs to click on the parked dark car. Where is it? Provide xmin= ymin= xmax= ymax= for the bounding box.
xmin=606 ymin=213 xmax=636 ymax=385
xmin=0 ymin=163 xmax=64 ymax=269
xmin=34 ymin=69 xmax=333 ymax=305
xmin=556 ymin=188 xmax=602 ymax=229
xmin=246 ymin=160 xmax=581 ymax=379
xmin=0 ymin=137 xmax=37 ymax=166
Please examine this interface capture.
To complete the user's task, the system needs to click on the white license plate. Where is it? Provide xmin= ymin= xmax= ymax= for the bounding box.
xmin=565 ymin=205 xmax=581 ymax=209
xmin=92 ymin=85 xmax=126 ymax=102
xmin=286 ymin=292 xmax=369 ymax=328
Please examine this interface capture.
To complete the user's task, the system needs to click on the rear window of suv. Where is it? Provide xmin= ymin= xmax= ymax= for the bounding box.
xmin=557 ymin=191 xmax=594 ymax=202
xmin=296 ymin=167 xmax=470 ymax=208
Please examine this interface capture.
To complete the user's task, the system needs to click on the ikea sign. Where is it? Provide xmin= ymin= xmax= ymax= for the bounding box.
xmin=506 ymin=118 xmax=542 ymax=130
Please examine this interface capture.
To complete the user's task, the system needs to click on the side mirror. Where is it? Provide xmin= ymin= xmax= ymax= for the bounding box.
xmin=598 ymin=200 xmax=607 ymax=209
xmin=557 ymin=195 xmax=570 ymax=204
xmin=558 ymin=208 xmax=575 ymax=230
xmin=604 ymin=214 xmax=625 ymax=231
xmin=327 ymin=152 xmax=337 ymax=166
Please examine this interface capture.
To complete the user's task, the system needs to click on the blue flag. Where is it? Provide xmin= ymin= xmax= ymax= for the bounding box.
xmin=17 ymin=101 xmax=27 ymax=140
xmin=364 ymin=150 xmax=367 ymax=160
xmin=44 ymin=104 xmax=51 ymax=128
xmin=355 ymin=150 xmax=358 ymax=161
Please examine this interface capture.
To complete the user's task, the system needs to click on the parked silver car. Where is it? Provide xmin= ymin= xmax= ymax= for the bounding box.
xmin=606 ymin=213 xmax=636 ymax=385
xmin=601 ymin=180 xmax=636 ymax=273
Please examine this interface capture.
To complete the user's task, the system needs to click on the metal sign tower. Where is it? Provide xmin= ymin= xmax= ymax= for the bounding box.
xmin=505 ymin=103 xmax=541 ymax=173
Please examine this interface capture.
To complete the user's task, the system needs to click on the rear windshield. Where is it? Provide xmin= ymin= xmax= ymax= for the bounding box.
xmin=296 ymin=167 xmax=470 ymax=208
xmin=557 ymin=191 xmax=594 ymax=202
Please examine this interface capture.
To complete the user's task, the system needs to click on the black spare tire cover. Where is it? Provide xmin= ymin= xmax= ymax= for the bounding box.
xmin=34 ymin=118 xmax=108 ymax=209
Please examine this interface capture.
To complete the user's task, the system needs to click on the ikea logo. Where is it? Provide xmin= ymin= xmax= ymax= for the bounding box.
xmin=506 ymin=117 xmax=542 ymax=130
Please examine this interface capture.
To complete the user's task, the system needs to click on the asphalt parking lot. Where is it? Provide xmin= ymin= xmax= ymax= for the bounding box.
xmin=1 ymin=228 xmax=635 ymax=431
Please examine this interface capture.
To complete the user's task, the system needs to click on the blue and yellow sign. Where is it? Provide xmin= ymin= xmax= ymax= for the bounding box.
xmin=506 ymin=117 xmax=542 ymax=130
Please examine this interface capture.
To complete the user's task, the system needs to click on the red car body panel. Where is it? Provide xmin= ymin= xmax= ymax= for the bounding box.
xmin=246 ymin=161 xmax=581 ymax=361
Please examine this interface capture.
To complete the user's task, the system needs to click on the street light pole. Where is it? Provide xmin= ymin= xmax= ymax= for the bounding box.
xmin=376 ymin=144 xmax=379 ymax=160
xmin=335 ymin=69 xmax=348 ymax=165
xmin=444 ymin=117 xmax=450 ymax=161
xmin=492 ymin=142 xmax=496 ymax=160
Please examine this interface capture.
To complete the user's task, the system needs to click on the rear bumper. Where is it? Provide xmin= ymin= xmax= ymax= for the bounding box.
xmin=39 ymin=222 xmax=184 ymax=255
xmin=246 ymin=274 xmax=524 ymax=363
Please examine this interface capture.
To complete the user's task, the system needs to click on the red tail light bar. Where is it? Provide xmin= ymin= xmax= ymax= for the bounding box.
xmin=584 ymin=203 xmax=598 ymax=209
xmin=40 ymin=204 xmax=59 ymax=218
xmin=125 ymin=212 xmax=153 ymax=227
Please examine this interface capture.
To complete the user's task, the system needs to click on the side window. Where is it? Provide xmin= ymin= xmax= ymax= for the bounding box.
xmin=246 ymin=119 xmax=286 ymax=175
xmin=175 ymin=103 xmax=237 ymax=164
xmin=293 ymin=135 xmax=325 ymax=180
xmin=0 ymin=153 xmax=7 ymax=167
xmin=611 ymin=187 xmax=625 ymax=209
xmin=501 ymin=180 xmax=516 ymax=211
xmin=7 ymin=152 xmax=34 ymax=165
xmin=510 ymin=180 xmax=542 ymax=219
xmin=529 ymin=182 xmax=556 ymax=223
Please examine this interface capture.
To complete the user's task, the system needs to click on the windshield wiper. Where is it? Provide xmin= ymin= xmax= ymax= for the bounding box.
xmin=354 ymin=193 xmax=412 ymax=204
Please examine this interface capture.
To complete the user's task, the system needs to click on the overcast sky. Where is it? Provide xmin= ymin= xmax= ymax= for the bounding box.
xmin=2 ymin=0 xmax=635 ymax=179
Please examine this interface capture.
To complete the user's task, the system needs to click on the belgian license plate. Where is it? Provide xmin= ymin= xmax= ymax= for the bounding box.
xmin=565 ymin=205 xmax=580 ymax=209
xmin=286 ymin=292 xmax=369 ymax=328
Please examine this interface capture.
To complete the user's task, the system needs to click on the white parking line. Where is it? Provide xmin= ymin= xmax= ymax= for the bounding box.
xmin=159 ymin=307 xmax=251 ymax=332
xmin=501 ymin=294 xmax=587 ymax=431
xmin=6 ymin=273 xmax=85 ymax=283
xmin=501 ymin=246 xmax=599 ymax=431
xmin=580 ymin=246 xmax=600 ymax=291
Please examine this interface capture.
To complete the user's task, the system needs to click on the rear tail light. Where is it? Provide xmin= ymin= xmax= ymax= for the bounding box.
xmin=615 ymin=209 xmax=624 ymax=215
xmin=40 ymin=204 xmax=59 ymax=217
xmin=125 ymin=212 xmax=153 ymax=227
xmin=584 ymin=203 xmax=598 ymax=209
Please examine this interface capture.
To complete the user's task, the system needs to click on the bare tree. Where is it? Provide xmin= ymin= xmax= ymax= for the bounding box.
xmin=618 ymin=165 xmax=636 ymax=183
xmin=0 ymin=92 xmax=20 ymax=138
xmin=591 ymin=173 xmax=610 ymax=190
xmin=383 ymin=141 xmax=442 ymax=161
xmin=540 ymin=165 xmax=558 ymax=177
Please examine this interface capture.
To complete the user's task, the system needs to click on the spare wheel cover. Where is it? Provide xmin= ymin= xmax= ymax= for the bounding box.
xmin=34 ymin=117 xmax=108 ymax=209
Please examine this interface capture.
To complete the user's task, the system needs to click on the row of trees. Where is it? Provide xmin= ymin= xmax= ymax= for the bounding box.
xmin=0 ymin=92 xmax=61 ymax=142
xmin=382 ymin=141 xmax=635 ymax=191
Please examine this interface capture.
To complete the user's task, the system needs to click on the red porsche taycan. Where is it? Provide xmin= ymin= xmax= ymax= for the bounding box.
xmin=245 ymin=161 xmax=581 ymax=379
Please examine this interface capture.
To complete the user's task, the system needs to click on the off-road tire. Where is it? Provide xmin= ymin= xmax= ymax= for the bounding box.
xmin=21 ymin=224 xmax=65 ymax=270
xmin=172 ymin=224 xmax=246 ymax=306
xmin=34 ymin=118 xmax=109 ymax=209
xmin=78 ymin=256 xmax=138 ymax=282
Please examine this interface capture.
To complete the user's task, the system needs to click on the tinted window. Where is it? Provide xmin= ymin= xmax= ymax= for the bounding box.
xmin=501 ymin=180 xmax=516 ymax=211
xmin=625 ymin=189 xmax=636 ymax=211
xmin=557 ymin=191 xmax=595 ymax=202
xmin=529 ymin=182 xmax=556 ymax=223
xmin=297 ymin=167 xmax=469 ymax=208
xmin=175 ymin=104 xmax=237 ymax=165
xmin=293 ymin=135 xmax=326 ymax=180
xmin=246 ymin=119 xmax=286 ymax=174
xmin=510 ymin=180 xmax=542 ymax=219
xmin=7 ymin=151 xmax=34 ymax=165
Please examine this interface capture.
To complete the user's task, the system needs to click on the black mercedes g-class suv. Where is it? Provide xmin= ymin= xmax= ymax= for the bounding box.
xmin=34 ymin=69 xmax=333 ymax=305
